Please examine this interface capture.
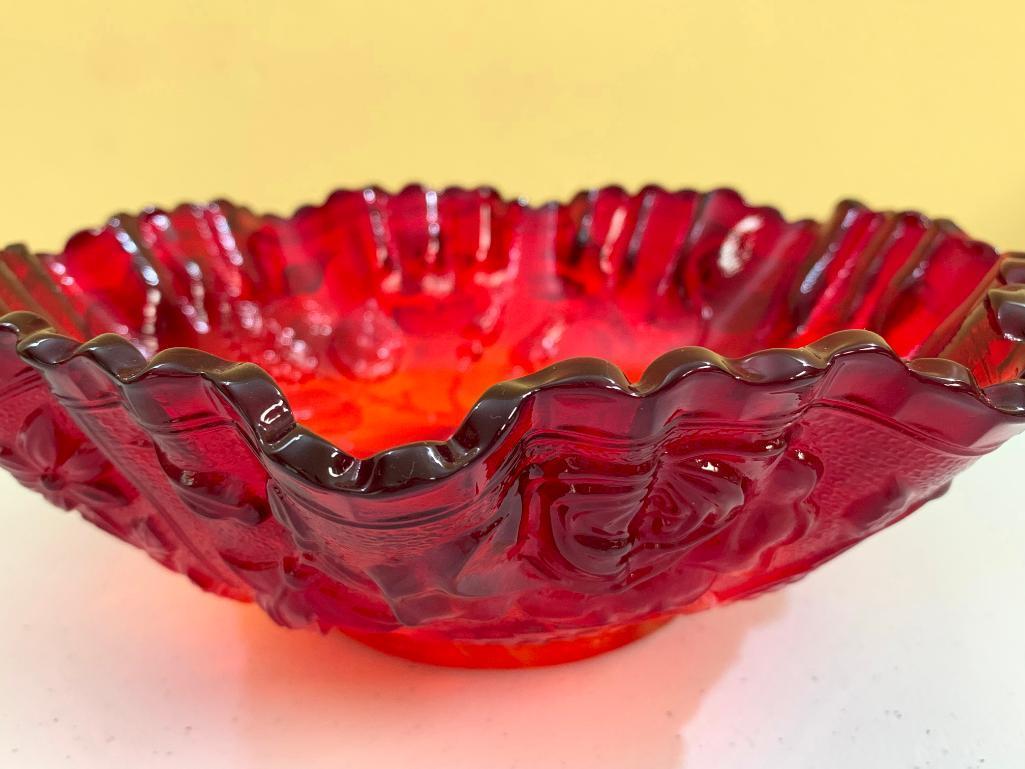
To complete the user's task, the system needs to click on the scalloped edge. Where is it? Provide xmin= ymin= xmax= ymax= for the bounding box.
xmin=3 ymin=186 xmax=1025 ymax=496
xmin=2 ymin=309 xmax=1024 ymax=496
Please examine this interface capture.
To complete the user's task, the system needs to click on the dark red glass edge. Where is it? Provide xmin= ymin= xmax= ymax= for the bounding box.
xmin=2 ymin=309 xmax=1024 ymax=498
xmin=4 ymin=184 xmax=1025 ymax=499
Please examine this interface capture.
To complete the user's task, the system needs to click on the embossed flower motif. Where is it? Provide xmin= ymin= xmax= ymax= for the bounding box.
xmin=624 ymin=456 xmax=746 ymax=572
xmin=2 ymin=184 xmax=1025 ymax=668
xmin=156 ymin=448 xmax=269 ymax=526
xmin=540 ymin=438 xmax=788 ymax=588
xmin=0 ymin=407 xmax=128 ymax=511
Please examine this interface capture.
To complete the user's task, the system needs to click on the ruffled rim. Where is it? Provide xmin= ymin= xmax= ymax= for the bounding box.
xmin=2 ymin=310 xmax=1024 ymax=494
xmin=2 ymin=185 xmax=1025 ymax=495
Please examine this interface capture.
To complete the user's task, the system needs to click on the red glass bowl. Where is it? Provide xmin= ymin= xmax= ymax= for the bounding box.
xmin=2 ymin=186 xmax=1024 ymax=668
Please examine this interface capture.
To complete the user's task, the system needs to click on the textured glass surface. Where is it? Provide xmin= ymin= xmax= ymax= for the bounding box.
xmin=2 ymin=185 xmax=1024 ymax=667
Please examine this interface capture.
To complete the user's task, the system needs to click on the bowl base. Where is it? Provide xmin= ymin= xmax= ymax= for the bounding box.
xmin=341 ymin=617 xmax=672 ymax=668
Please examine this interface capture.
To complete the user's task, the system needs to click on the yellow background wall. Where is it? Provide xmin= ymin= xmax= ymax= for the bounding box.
xmin=2 ymin=1 xmax=1023 ymax=253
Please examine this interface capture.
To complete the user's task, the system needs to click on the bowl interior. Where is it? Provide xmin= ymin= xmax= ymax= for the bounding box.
xmin=11 ymin=186 xmax=1007 ymax=457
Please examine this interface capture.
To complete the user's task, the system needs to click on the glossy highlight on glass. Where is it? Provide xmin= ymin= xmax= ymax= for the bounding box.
xmin=2 ymin=185 xmax=1024 ymax=667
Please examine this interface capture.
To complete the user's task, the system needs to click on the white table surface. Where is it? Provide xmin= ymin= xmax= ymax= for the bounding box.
xmin=0 ymin=441 xmax=1022 ymax=769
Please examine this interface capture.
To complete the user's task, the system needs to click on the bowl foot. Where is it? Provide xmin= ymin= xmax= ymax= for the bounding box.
xmin=340 ymin=617 xmax=672 ymax=668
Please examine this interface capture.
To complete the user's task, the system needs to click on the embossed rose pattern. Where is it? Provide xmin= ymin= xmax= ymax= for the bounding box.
xmin=0 ymin=406 xmax=129 ymax=513
xmin=1 ymin=185 xmax=1024 ymax=666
